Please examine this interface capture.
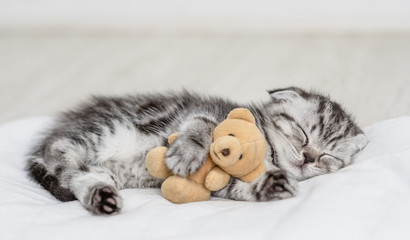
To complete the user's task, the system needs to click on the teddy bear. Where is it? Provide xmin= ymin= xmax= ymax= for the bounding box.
xmin=145 ymin=108 xmax=267 ymax=203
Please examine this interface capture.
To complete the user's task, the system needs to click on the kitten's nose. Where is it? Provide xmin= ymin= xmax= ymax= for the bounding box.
xmin=303 ymin=152 xmax=315 ymax=164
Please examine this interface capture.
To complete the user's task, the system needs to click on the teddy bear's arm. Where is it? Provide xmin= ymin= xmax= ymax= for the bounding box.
xmin=145 ymin=134 xmax=180 ymax=180
xmin=204 ymin=167 xmax=231 ymax=191
xmin=145 ymin=146 xmax=173 ymax=179
xmin=240 ymin=163 xmax=267 ymax=183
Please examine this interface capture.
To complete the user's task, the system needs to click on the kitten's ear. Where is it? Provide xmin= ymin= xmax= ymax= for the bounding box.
xmin=267 ymin=87 xmax=306 ymax=102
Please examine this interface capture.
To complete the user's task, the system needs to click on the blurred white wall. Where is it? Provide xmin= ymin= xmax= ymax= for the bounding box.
xmin=1 ymin=0 xmax=410 ymax=32
xmin=0 ymin=0 xmax=409 ymax=126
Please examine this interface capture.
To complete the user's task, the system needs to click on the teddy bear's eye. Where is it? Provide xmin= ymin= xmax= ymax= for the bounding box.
xmin=239 ymin=154 xmax=243 ymax=160
xmin=228 ymin=133 xmax=235 ymax=137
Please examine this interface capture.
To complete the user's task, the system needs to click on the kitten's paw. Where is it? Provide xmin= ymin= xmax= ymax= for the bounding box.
xmin=254 ymin=170 xmax=298 ymax=201
xmin=89 ymin=186 xmax=123 ymax=215
xmin=165 ymin=134 xmax=209 ymax=177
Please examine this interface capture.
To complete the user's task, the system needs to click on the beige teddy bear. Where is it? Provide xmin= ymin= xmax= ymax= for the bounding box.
xmin=145 ymin=108 xmax=267 ymax=203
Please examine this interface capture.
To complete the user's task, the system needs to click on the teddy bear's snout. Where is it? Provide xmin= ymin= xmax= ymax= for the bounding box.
xmin=210 ymin=136 xmax=242 ymax=167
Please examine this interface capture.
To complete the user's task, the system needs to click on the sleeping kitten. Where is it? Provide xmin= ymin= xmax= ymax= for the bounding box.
xmin=26 ymin=87 xmax=367 ymax=215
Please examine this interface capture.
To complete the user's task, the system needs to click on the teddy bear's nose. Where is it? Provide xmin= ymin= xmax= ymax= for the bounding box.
xmin=221 ymin=148 xmax=230 ymax=156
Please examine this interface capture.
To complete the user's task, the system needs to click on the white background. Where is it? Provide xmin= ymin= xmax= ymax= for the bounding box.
xmin=0 ymin=0 xmax=409 ymax=126
xmin=1 ymin=0 xmax=410 ymax=32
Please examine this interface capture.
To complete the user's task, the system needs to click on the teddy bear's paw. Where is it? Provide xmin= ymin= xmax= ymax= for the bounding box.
xmin=165 ymin=133 xmax=210 ymax=177
xmin=254 ymin=170 xmax=298 ymax=201
xmin=87 ymin=186 xmax=123 ymax=215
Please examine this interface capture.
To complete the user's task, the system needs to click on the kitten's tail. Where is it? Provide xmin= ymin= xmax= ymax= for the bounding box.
xmin=26 ymin=154 xmax=77 ymax=202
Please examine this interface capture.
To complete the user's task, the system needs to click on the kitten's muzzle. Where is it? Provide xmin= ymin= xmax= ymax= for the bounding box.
xmin=303 ymin=152 xmax=315 ymax=164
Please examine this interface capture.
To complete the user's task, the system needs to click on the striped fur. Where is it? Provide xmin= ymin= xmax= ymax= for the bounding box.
xmin=26 ymin=88 xmax=367 ymax=214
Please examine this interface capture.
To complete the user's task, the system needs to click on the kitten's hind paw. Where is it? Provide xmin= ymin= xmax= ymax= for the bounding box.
xmin=89 ymin=186 xmax=123 ymax=215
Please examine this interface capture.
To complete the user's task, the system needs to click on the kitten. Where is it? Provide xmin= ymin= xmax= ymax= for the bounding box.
xmin=26 ymin=87 xmax=367 ymax=215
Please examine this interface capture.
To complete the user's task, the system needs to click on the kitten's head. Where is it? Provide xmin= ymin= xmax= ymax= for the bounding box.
xmin=265 ymin=87 xmax=367 ymax=181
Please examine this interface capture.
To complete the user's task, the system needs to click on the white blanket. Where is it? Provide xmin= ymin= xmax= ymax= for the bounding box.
xmin=1 ymin=117 xmax=410 ymax=240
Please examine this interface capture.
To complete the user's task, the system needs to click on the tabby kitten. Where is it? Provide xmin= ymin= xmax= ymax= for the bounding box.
xmin=27 ymin=87 xmax=367 ymax=215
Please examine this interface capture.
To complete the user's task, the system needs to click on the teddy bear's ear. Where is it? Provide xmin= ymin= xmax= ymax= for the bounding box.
xmin=227 ymin=108 xmax=255 ymax=124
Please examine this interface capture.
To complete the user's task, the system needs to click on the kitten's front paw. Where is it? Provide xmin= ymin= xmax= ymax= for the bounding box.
xmin=254 ymin=170 xmax=298 ymax=201
xmin=165 ymin=134 xmax=209 ymax=177
xmin=89 ymin=186 xmax=123 ymax=215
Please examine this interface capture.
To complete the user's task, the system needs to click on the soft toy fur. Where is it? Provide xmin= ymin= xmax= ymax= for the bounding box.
xmin=145 ymin=108 xmax=267 ymax=203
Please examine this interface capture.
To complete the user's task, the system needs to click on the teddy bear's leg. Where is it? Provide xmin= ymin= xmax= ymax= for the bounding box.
xmin=161 ymin=176 xmax=211 ymax=203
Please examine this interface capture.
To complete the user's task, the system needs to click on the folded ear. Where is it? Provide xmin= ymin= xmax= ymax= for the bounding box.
xmin=267 ymin=87 xmax=306 ymax=102
xmin=227 ymin=108 xmax=255 ymax=124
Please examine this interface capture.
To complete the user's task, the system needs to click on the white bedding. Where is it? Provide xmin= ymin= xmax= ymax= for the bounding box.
xmin=1 ymin=117 xmax=410 ymax=240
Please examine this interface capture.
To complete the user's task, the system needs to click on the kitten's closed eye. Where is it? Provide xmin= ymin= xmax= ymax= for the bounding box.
xmin=297 ymin=125 xmax=309 ymax=147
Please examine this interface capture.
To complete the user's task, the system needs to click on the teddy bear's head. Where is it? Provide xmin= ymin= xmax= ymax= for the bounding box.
xmin=210 ymin=108 xmax=267 ymax=182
